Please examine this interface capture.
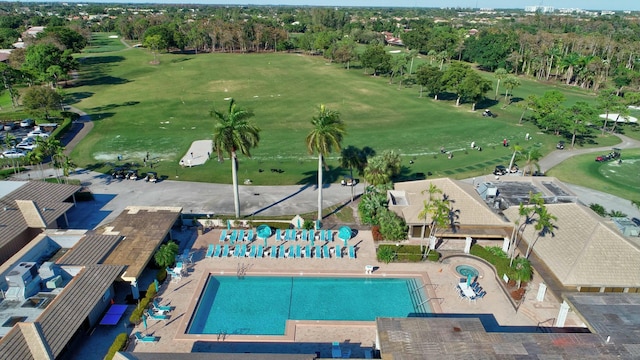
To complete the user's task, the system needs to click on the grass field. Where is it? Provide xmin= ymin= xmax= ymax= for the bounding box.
xmin=546 ymin=149 xmax=640 ymax=202
xmin=50 ymin=35 xmax=624 ymax=185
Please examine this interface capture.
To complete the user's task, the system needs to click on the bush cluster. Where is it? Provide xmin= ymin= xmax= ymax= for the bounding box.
xmin=371 ymin=225 xmax=383 ymax=241
xmin=469 ymin=244 xmax=532 ymax=283
xmin=104 ymin=333 xmax=128 ymax=360
xmin=128 ymin=269 xmax=164 ymax=325
xmin=377 ymin=244 xmax=426 ymax=262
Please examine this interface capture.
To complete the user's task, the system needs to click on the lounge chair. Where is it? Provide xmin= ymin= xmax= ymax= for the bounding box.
xmin=278 ymin=244 xmax=286 ymax=258
xmin=213 ymin=244 xmax=222 ymax=257
xmin=238 ymin=230 xmax=245 ymax=242
xmin=335 ymin=245 xmax=342 ymax=259
xmin=256 ymin=245 xmax=264 ymax=257
xmin=219 ymin=230 xmax=227 ymax=242
xmin=304 ymin=246 xmax=311 ymax=258
xmin=287 ymin=245 xmax=294 ymax=258
xmin=332 ymin=342 xmax=342 ymax=358
xmin=248 ymin=245 xmax=257 ymax=258
xmin=309 ymin=230 xmax=315 ymax=241
xmin=246 ymin=230 xmax=253 ymax=242
xmin=134 ymin=331 xmax=158 ymax=344
xmin=322 ymin=245 xmax=330 ymax=259
xmin=348 ymin=246 xmax=356 ymax=259
xmin=229 ymin=230 xmax=238 ymax=244
xmin=295 ymin=245 xmax=302 ymax=258
xmin=314 ymin=245 xmax=321 ymax=259
xmin=270 ymin=246 xmax=278 ymax=258
xmin=327 ymin=230 xmax=334 ymax=242
xmin=205 ymin=244 xmax=215 ymax=258
xmin=221 ymin=245 xmax=230 ymax=257
xmin=152 ymin=299 xmax=172 ymax=313
xmin=146 ymin=310 xmax=169 ymax=321
xmin=276 ymin=229 xmax=282 ymax=241
xmin=301 ymin=229 xmax=307 ymax=241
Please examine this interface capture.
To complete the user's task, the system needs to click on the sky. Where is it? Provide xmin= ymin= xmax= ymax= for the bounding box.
xmin=69 ymin=0 xmax=640 ymax=11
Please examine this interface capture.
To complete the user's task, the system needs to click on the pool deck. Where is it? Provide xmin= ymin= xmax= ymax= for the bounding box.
xmin=129 ymin=229 xmax=584 ymax=357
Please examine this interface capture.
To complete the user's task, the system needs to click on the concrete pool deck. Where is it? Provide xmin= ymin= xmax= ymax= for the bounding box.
xmin=127 ymin=229 xmax=585 ymax=357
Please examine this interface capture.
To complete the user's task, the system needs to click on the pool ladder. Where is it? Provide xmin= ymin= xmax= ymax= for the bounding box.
xmin=237 ymin=263 xmax=249 ymax=279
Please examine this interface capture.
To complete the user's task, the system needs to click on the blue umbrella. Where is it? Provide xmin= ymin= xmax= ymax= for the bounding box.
xmin=467 ymin=274 xmax=472 ymax=286
xmin=256 ymin=224 xmax=272 ymax=247
xmin=338 ymin=226 xmax=352 ymax=247
xmin=227 ymin=220 xmax=231 ymax=230
xmin=154 ymin=279 xmax=159 ymax=292
xmin=142 ymin=314 xmax=147 ymax=330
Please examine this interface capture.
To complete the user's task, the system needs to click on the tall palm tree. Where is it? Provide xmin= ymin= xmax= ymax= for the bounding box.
xmin=211 ymin=98 xmax=261 ymax=218
xmin=520 ymin=148 xmax=542 ymax=176
xmin=417 ymin=184 xmax=442 ymax=253
xmin=494 ymin=68 xmax=507 ymax=100
xmin=306 ymin=104 xmax=345 ymax=222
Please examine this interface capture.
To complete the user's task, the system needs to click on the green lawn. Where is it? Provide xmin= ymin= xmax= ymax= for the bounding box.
xmin=65 ymin=36 xmax=622 ymax=185
xmin=546 ymin=149 xmax=640 ymax=202
xmin=83 ymin=33 xmax=127 ymax=53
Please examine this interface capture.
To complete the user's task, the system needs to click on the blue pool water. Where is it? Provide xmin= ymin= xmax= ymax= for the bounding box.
xmin=187 ymin=276 xmax=430 ymax=335
xmin=456 ymin=265 xmax=479 ymax=278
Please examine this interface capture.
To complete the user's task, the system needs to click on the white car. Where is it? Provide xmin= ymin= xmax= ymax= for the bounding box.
xmin=27 ymin=129 xmax=50 ymax=139
xmin=1 ymin=149 xmax=26 ymax=158
xmin=20 ymin=118 xmax=35 ymax=128
xmin=16 ymin=138 xmax=38 ymax=151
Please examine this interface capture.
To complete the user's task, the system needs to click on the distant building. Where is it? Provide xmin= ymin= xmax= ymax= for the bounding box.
xmin=525 ymin=6 xmax=555 ymax=13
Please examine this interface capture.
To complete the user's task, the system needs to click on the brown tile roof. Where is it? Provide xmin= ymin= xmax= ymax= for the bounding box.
xmin=102 ymin=206 xmax=182 ymax=281
xmin=389 ymin=178 xmax=508 ymax=226
xmin=504 ymin=203 xmax=640 ymax=288
xmin=0 ymin=265 xmax=125 ymax=359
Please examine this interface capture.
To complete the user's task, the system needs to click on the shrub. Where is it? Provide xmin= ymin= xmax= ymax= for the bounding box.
xmin=378 ymin=209 xmax=407 ymax=241
xmin=156 ymin=268 xmax=167 ymax=283
xmin=104 ymin=333 xmax=128 ymax=360
xmin=426 ymin=251 xmax=441 ymax=262
xmin=371 ymin=225 xmax=383 ymax=241
xmin=589 ymin=203 xmax=607 ymax=217
xmin=510 ymin=287 xmax=526 ymax=301
xmin=378 ymin=244 xmax=422 ymax=262
xmin=377 ymin=245 xmax=395 ymax=264
xmin=146 ymin=283 xmax=157 ymax=299
xmin=485 ymin=246 xmax=508 ymax=258
xmin=470 ymin=244 xmax=517 ymax=280
xmin=303 ymin=219 xmax=314 ymax=230
xmin=128 ymin=297 xmax=150 ymax=325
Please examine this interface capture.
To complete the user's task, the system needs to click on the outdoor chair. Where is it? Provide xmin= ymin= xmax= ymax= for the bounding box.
xmin=270 ymin=246 xmax=278 ymax=258
xmin=146 ymin=310 xmax=169 ymax=321
xmin=134 ymin=331 xmax=158 ymax=344
xmin=219 ymin=230 xmax=227 ymax=242
xmin=275 ymin=229 xmax=282 ymax=241
xmin=221 ymin=245 xmax=230 ymax=257
xmin=314 ymin=245 xmax=322 ymax=259
xmin=257 ymin=245 xmax=264 ymax=257
xmin=348 ymin=246 xmax=356 ymax=259
xmin=335 ymin=246 xmax=342 ymax=259
xmin=152 ymin=299 xmax=172 ymax=313
xmin=205 ymin=244 xmax=215 ymax=258
xmin=304 ymin=246 xmax=312 ymax=258
xmin=322 ymin=245 xmax=330 ymax=259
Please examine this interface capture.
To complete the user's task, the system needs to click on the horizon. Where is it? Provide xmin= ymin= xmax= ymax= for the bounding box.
xmin=20 ymin=0 xmax=640 ymax=12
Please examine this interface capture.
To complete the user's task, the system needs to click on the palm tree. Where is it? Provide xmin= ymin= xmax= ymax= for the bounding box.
xmin=507 ymin=144 xmax=523 ymax=174
xmin=525 ymin=206 xmax=557 ymax=258
xmin=520 ymin=148 xmax=542 ymax=176
xmin=306 ymin=104 xmax=345 ymax=222
xmin=417 ymin=184 xmax=441 ymax=253
xmin=154 ymin=241 xmax=179 ymax=268
xmin=494 ymin=68 xmax=507 ymax=100
xmin=211 ymin=98 xmax=261 ymax=218
xmin=363 ymin=156 xmax=391 ymax=187
xmin=503 ymin=76 xmax=521 ymax=104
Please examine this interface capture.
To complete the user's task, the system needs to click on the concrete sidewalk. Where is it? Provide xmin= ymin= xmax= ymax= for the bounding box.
xmin=179 ymin=140 xmax=213 ymax=167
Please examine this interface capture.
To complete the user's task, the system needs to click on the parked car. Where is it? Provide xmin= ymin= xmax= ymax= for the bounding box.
xmin=1 ymin=149 xmax=26 ymax=158
xmin=20 ymin=118 xmax=35 ymax=128
xmin=16 ymin=138 xmax=38 ymax=151
xmin=493 ymin=165 xmax=508 ymax=176
xmin=27 ymin=129 xmax=50 ymax=138
xmin=3 ymin=122 xmax=17 ymax=131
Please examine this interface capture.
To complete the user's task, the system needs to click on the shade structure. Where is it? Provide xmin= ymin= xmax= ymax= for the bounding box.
xmin=338 ymin=226 xmax=352 ymax=246
xmin=257 ymin=224 xmax=272 ymax=247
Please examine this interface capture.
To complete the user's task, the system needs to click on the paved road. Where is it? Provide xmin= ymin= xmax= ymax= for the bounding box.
xmin=538 ymin=134 xmax=640 ymax=172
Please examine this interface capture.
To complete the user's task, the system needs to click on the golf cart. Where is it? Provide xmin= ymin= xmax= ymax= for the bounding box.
xmin=112 ymin=167 xmax=126 ymax=179
xmin=556 ymin=141 xmax=565 ymax=150
xmin=482 ymin=109 xmax=495 ymax=118
xmin=125 ymin=169 xmax=139 ymax=180
xmin=493 ymin=165 xmax=508 ymax=176
xmin=144 ymin=171 xmax=158 ymax=183
xmin=595 ymin=148 xmax=621 ymax=162
xmin=340 ymin=177 xmax=358 ymax=187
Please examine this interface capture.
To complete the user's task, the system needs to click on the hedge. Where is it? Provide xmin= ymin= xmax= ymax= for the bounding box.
xmin=104 ymin=333 xmax=128 ymax=360
xmin=377 ymin=244 xmax=423 ymax=262
xmin=469 ymin=244 xmax=517 ymax=280
xmin=128 ymin=297 xmax=150 ymax=325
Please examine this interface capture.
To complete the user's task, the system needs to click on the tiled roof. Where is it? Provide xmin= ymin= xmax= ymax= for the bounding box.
xmin=377 ymin=317 xmax=634 ymax=359
xmin=0 ymin=265 xmax=125 ymax=359
xmin=0 ymin=181 xmax=81 ymax=248
xmin=389 ymin=178 xmax=508 ymax=226
xmin=504 ymin=203 xmax=640 ymax=288
xmin=57 ymin=234 xmax=123 ymax=265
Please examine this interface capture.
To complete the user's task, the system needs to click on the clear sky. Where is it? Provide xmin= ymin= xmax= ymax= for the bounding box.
xmin=72 ymin=0 xmax=640 ymax=11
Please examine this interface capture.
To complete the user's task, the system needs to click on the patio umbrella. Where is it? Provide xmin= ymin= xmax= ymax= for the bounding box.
xmin=227 ymin=220 xmax=231 ymax=230
xmin=338 ymin=226 xmax=352 ymax=247
xmin=467 ymin=274 xmax=472 ymax=286
xmin=256 ymin=224 xmax=272 ymax=247
xmin=142 ymin=314 xmax=147 ymax=330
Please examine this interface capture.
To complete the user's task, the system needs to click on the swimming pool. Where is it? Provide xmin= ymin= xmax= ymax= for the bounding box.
xmin=187 ymin=275 xmax=430 ymax=336
xmin=456 ymin=265 xmax=479 ymax=278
